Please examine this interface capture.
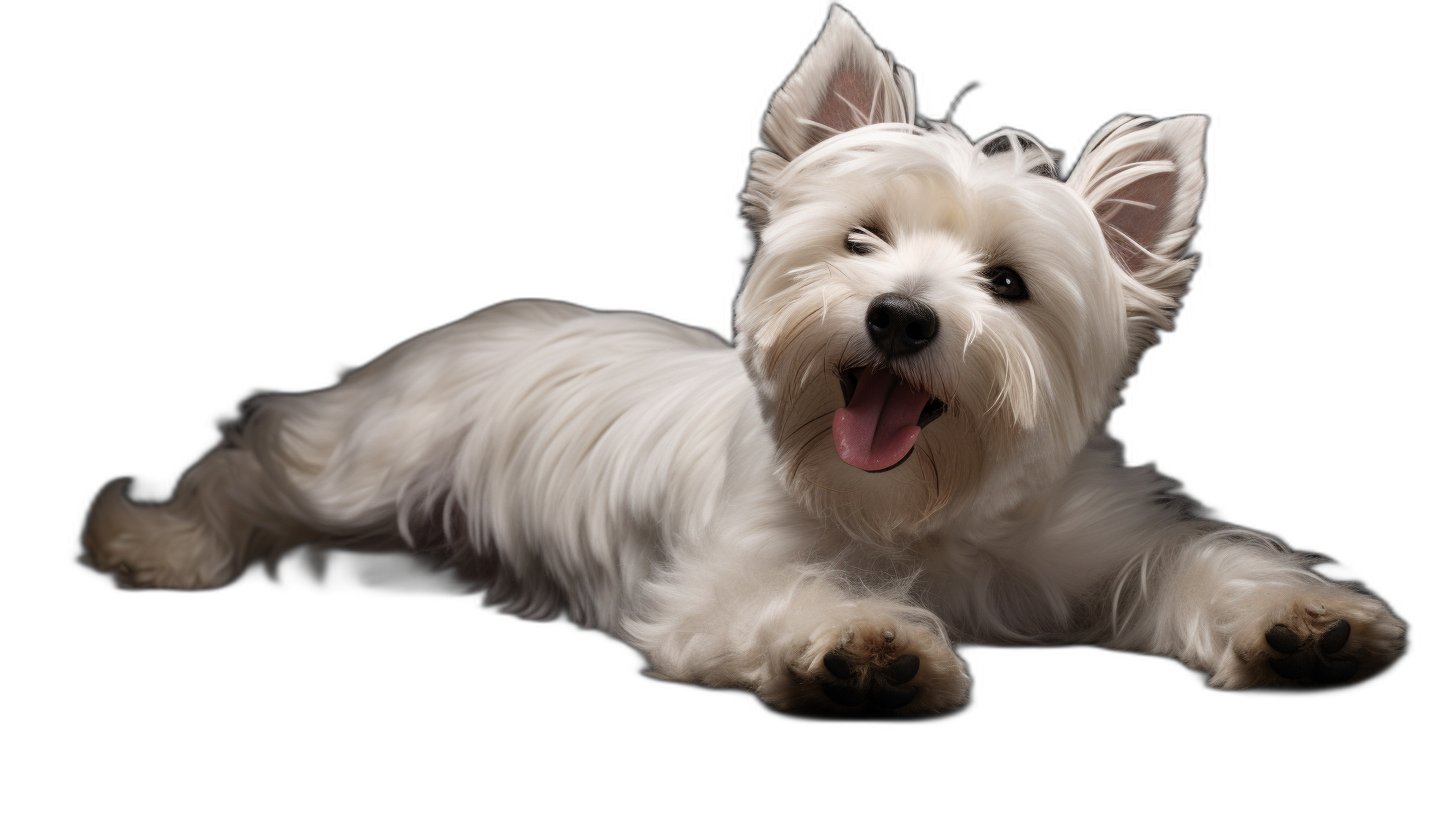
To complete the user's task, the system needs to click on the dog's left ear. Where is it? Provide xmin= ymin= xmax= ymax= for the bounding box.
xmin=1067 ymin=114 xmax=1208 ymax=355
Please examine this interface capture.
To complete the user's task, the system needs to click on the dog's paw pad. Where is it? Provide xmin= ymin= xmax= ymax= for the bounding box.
xmin=817 ymin=639 xmax=936 ymax=712
xmin=884 ymin=653 xmax=919 ymax=685
xmin=868 ymin=683 xmax=919 ymax=710
xmin=1262 ymin=618 xmax=1361 ymax=685
xmin=1319 ymin=619 xmax=1351 ymax=653
xmin=824 ymin=651 xmax=854 ymax=680
xmin=1314 ymin=658 xmax=1359 ymax=684
xmin=820 ymin=680 xmax=869 ymax=707
xmin=764 ymin=617 xmax=968 ymax=715
xmin=1268 ymin=651 xmax=1315 ymax=680
xmin=1264 ymin=624 xmax=1303 ymax=654
xmin=1213 ymin=586 xmax=1404 ymax=690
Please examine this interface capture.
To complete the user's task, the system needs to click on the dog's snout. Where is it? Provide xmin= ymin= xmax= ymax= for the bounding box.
xmin=866 ymin=294 xmax=938 ymax=357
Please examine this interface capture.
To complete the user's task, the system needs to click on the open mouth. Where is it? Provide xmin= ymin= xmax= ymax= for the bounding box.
xmin=833 ymin=367 xmax=947 ymax=473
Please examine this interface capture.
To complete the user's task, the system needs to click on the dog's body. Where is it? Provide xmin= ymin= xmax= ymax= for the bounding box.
xmin=83 ymin=6 xmax=1405 ymax=714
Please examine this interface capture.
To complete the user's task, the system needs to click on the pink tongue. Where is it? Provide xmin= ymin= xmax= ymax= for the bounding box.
xmin=832 ymin=368 xmax=933 ymax=472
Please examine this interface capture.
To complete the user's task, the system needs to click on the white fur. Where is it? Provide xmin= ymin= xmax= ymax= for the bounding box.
xmin=81 ymin=5 xmax=1404 ymax=714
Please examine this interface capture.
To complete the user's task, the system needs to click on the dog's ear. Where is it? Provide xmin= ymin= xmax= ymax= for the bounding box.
xmin=761 ymin=5 xmax=916 ymax=161
xmin=744 ymin=6 xmax=915 ymax=233
xmin=1067 ymin=114 xmax=1208 ymax=357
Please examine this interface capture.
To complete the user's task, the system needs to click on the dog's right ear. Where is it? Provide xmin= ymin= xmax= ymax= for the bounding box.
xmin=744 ymin=6 xmax=916 ymax=232
xmin=761 ymin=6 xmax=916 ymax=160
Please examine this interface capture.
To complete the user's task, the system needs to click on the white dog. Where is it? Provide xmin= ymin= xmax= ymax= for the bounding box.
xmin=82 ymin=6 xmax=1405 ymax=715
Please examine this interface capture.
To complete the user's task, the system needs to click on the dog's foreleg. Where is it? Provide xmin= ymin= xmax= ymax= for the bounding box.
xmin=1099 ymin=518 xmax=1406 ymax=688
xmin=625 ymin=549 xmax=971 ymax=715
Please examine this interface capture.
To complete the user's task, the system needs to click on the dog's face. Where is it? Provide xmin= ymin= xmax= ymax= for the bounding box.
xmin=735 ymin=7 xmax=1208 ymax=540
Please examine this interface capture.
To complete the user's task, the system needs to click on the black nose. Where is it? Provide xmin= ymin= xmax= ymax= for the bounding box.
xmin=866 ymin=294 xmax=938 ymax=357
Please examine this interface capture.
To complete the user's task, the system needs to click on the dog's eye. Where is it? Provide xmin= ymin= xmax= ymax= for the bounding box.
xmin=986 ymin=266 xmax=1029 ymax=301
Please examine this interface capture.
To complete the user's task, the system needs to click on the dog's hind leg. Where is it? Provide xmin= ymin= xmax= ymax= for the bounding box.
xmin=82 ymin=389 xmax=382 ymax=590
xmin=82 ymin=349 xmax=447 ymax=589
xmin=83 ymin=476 xmax=278 ymax=589
xmin=82 ymin=299 xmax=600 ymax=591
xmin=83 ymin=475 xmax=298 ymax=591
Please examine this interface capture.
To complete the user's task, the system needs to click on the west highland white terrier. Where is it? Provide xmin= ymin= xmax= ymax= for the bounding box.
xmin=83 ymin=6 xmax=1406 ymax=714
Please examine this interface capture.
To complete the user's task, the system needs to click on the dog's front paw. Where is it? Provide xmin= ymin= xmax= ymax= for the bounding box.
xmin=1209 ymin=584 xmax=1405 ymax=689
xmin=763 ymin=617 xmax=970 ymax=716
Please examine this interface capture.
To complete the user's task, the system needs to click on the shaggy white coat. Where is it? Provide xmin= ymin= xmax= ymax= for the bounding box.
xmin=82 ymin=5 xmax=1404 ymax=714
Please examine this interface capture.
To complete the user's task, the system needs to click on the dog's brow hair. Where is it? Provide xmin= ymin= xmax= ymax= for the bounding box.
xmin=856 ymin=223 xmax=891 ymax=245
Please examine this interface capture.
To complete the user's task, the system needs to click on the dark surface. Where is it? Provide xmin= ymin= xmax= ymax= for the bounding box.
xmin=31 ymin=1 xmax=1432 ymax=769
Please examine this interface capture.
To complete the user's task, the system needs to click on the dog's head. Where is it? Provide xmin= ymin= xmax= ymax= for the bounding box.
xmin=735 ymin=6 xmax=1208 ymax=540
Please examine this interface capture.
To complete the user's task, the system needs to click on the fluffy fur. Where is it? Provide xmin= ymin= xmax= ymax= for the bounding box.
xmin=82 ymin=6 xmax=1405 ymax=714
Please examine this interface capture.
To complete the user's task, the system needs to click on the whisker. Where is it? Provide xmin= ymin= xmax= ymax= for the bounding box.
xmin=788 ymin=410 xmax=835 ymax=439
xmin=764 ymin=307 xmax=822 ymax=375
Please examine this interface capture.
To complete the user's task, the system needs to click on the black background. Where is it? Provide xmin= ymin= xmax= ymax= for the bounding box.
xmin=31 ymin=4 xmax=1432 ymax=769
